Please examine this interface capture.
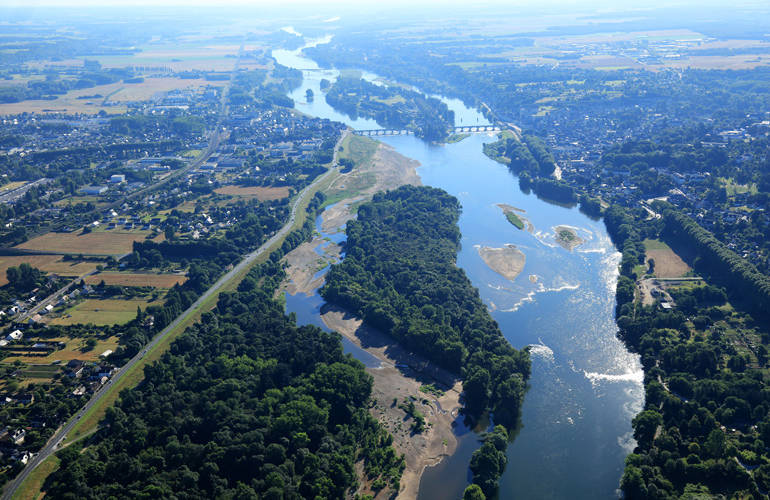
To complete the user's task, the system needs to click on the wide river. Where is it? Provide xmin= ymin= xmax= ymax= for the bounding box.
xmin=274 ymin=37 xmax=644 ymax=499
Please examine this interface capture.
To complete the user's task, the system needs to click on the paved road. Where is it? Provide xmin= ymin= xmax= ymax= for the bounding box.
xmin=1 ymin=133 xmax=343 ymax=500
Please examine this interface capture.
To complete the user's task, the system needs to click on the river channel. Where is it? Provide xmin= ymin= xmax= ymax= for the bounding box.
xmin=273 ymin=36 xmax=644 ymax=499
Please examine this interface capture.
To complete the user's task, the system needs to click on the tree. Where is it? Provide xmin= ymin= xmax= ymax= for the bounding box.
xmin=463 ymin=484 xmax=486 ymax=500
xmin=632 ymin=410 xmax=662 ymax=449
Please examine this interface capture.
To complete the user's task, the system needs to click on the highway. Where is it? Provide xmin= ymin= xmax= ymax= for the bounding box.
xmin=1 ymin=144 xmax=342 ymax=499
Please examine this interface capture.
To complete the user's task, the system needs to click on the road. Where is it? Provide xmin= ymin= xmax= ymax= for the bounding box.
xmin=1 ymin=131 xmax=344 ymax=500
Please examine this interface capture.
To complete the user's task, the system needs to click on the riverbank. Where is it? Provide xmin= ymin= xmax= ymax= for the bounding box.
xmin=321 ymin=306 xmax=463 ymax=500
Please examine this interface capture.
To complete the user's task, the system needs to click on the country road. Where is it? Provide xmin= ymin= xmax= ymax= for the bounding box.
xmin=1 ymin=129 xmax=346 ymax=500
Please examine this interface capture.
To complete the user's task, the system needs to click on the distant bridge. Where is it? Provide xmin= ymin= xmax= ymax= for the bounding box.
xmin=353 ymin=125 xmax=500 ymax=137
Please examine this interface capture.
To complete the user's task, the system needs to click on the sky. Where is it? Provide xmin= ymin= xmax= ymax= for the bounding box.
xmin=1 ymin=0 xmax=767 ymax=8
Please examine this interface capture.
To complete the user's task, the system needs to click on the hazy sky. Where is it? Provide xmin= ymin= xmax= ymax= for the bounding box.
xmin=2 ymin=0 xmax=767 ymax=7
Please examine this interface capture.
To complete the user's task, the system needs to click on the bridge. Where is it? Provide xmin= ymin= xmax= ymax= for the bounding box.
xmin=353 ymin=125 xmax=500 ymax=137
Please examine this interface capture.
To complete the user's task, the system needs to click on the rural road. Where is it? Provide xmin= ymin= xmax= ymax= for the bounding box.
xmin=1 ymin=131 xmax=344 ymax=500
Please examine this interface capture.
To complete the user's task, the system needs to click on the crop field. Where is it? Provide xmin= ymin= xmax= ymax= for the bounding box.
xmin=0 ymin=255 xmax=96 ymax=285
xmin=84 ymin=272 xmax=186 ymax=288
xmin=214 ymin=185 xmax=290 ymax=201
xmin=16 ymin=231 xmax=151 ymax=256
xmin=49 ymin=297 xmax=163 ymax=326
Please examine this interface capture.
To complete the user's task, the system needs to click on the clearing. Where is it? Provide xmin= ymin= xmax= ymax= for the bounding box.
xmin=644 ymin=238 xmax=691 ymax=278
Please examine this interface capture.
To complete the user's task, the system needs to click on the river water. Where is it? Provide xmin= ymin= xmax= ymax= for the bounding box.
xmin=274 ymin=38 xmax=643 ymax=500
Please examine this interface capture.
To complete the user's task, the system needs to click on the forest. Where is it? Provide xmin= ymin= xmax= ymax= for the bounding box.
xmin=44 ymin=234 xmax=404 ymax=499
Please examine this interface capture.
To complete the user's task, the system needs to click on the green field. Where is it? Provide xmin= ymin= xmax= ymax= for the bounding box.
xmin=50 ymin=297 xmax=161 ymax=326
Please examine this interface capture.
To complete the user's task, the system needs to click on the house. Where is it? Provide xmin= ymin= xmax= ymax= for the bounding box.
xmin=10 ymin=429 xmax=25 ymax=445
xmin=110 ymin=174 xmax=125 ymax=184
xmin=6 ymin=330 xmax=22 ymax=342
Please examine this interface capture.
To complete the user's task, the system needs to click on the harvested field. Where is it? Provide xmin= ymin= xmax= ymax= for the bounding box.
xmin=644 ymin=239 xmax=691 ymax=278
xmin=49 ymin=298 xmax=162 ymax=326
xmin=0 ymin=255 xmax=96 ymax=285
xmin=16 ymin=231 xmax=150 ymax=256
xmin=84 ymin=272 xmax=186 ymax=288
xmin=214 ymin=185 xmax=290 ymax=201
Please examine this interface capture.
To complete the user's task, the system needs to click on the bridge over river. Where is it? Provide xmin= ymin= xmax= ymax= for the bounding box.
xmin=353 ymin=125 xmax=500 ymax=136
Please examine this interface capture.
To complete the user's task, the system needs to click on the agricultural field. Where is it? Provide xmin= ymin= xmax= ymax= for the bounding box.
xmin=0 ymin=255 xmax=96 ymax=285
xmin=84 ymin=272 xmax=186 ymax=288
xmin=214 ymin=185 xmax=290 ymax=201
xmin=15 ymin=231 xmax=153 ymax=256
xmin=0 ymin=77 xmax=223 ymax=115
xmin=643 ymin=238 xmax=691 ymax=278
xmin=48 ymin=297 xmax=163 ymax=326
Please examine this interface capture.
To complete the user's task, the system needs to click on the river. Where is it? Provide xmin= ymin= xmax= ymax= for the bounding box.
xmin=273 ymin=37 xmax=643 ymax=499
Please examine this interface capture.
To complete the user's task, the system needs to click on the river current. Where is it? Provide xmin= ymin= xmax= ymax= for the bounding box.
xmin=273 ymin=35 xmax=643 ymax=499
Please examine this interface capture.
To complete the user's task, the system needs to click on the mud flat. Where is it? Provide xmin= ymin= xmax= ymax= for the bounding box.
xmin=554 ymin=225 xmax=584 ymax=251
xmin=321 ymin=306 xmax=462 ymax=500
xmin=478 ymin=244 xmax=526 ymax=282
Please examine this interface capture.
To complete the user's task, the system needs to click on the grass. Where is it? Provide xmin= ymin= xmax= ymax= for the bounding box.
xmin=720 ymin=177 xmax=758 ymax=197
xmin=49 ymin=298 xmax=162 ymax=326
xmin=11 ymin=454 xmax=60 ymax=500
xmin=505 ymin=211 xmax=525 ymax=230
xmin=643 ymin=238 xmax=671 ymax=251
xmin=337 ymin=134 xmax=378 ymax=166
